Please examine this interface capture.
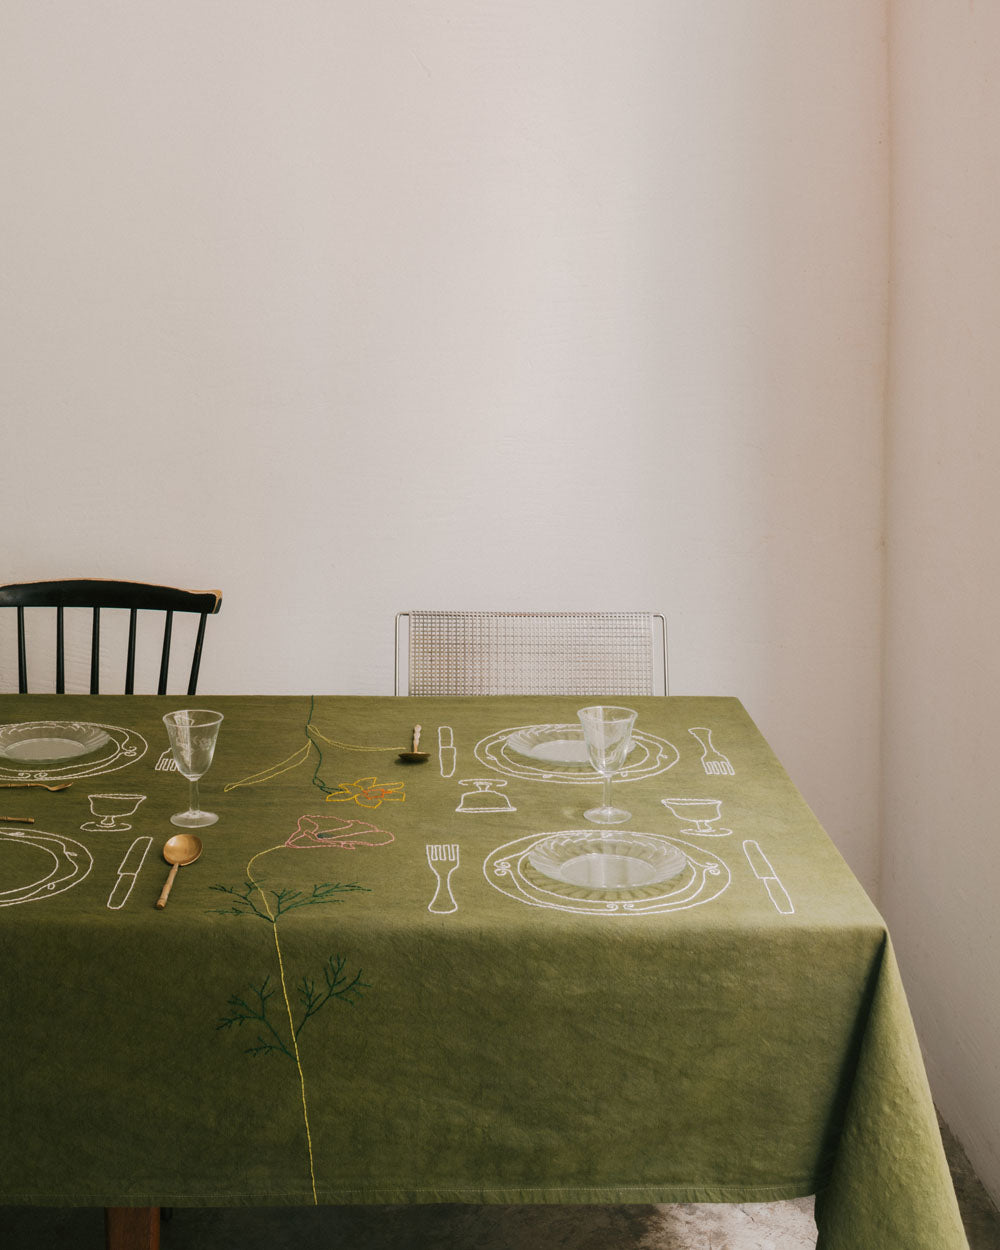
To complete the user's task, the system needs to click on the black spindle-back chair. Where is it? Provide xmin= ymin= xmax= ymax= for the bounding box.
xmin=0 ymin=579 xmax=223 ymax=695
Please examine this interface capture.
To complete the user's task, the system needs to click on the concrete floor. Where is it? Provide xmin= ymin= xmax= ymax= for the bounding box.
xmin=4 ymin=1120 xmax=998 ymax=1248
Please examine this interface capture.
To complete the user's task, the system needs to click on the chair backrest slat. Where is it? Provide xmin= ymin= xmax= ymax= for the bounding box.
xmin=0 ymin=580 xmax=222 ymax=695
xmin=125 ymin=609 xmax=138 ymax=696
xmin=90 ymin=607 xmax=101 ymax=694
xmin=157 ymin=611 xmax=174 ymax=696
xmin=188 ymin=613 xmax=209 ymax=696
xmin=56 ymin=606 xmax=66 ymax=694
xmin=16 ymin=606 xmax=27 ymax=694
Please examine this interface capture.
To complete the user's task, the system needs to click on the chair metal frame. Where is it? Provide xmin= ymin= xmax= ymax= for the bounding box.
xmin=0 ymin=579 xmax=223 ymax=695
xmin=395 ymin=610 xmax=668 ymax=697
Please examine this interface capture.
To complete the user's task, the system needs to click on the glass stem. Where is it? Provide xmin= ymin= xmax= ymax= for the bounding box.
xmin=189 ymin=777 xmax=201 ymax=814
xmin=602 ymin=773 xmax=613 ymax=811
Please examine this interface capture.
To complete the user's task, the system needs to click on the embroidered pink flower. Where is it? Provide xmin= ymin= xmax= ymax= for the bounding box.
xmin=285 ymin=814 xmax=395 ymax=850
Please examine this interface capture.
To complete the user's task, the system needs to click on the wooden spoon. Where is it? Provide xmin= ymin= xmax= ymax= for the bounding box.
xmin=155 ymin=833 xmax=203 ymax=909
xmin=0 ymin=781 xmax=72 ymax=791
xmin=398 ymin=724 xmax=430 ymax=764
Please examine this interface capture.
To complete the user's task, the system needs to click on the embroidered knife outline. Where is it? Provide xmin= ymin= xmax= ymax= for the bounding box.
xmin=106 ymin=836 xmax=153 ymax=910
xmin=743 ymin=840 xmax=794 ymax=915
xmin=438 ymin=726 xmax=456 ymax=778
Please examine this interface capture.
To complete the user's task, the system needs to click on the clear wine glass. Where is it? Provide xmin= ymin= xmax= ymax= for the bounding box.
xmin=577 ymin=705 xmax=638 ymax=825
xmin=162 ymin=709 xmax=224 ymax=828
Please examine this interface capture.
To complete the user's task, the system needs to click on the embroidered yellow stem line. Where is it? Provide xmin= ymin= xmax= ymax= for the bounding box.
xmin=308 ymin=726 xmax=398 ymax=752
xmin=224 ymin=743 xmax=314 ymax=792
xmin=246 ymin=844 xmax=319 ymax=1204
xmin=224 ymin=730 xmax=398 ymax=792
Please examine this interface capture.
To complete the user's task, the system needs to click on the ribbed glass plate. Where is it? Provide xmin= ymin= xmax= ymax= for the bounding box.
xmin=528 ymin=831 xmax=687 ymax=889
xmin=0 ymin=722 xmax=112 ymax=763
xmin=506 ymin=725 xmax=638 ymax=767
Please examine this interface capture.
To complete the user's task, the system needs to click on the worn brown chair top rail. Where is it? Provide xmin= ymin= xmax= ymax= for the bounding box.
xmin=395 ymin=610 xmax=668 ymax=696
xmin=0 ymin=579 xmax=223 ymax=695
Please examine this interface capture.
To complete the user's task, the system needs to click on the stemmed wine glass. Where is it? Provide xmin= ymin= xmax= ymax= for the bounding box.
xmin=577 ymin=705 xmax=638 ymax=825
xmin=162 ymin=709 xmax=224 ymax=828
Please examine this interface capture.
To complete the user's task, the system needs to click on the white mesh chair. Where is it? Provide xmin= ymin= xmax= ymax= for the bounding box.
xmin=395 ymin=611 xmax=668 ymax=696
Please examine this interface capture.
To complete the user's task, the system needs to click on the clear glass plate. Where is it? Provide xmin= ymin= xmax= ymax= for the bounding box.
xmin=505 ymin=725 xmax=638 ymax=767
xmin=528 ymin=831 xmax=687 ymax=889
xmin=0 ymin=722 xmax=112 ymax=763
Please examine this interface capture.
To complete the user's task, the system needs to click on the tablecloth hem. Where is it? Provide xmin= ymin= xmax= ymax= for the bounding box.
xmin=4 ymin=1181 xmax=821 ymax=1208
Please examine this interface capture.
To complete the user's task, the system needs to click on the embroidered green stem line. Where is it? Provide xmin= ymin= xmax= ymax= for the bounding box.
xmin=223 ymin=695 xmax=398 ymax=793
xmin=305 ymin=724 xmax=331 ymax=796
xmin=306 ymin=691 xmax=399 ymax=753
xmin=246 ymin=844 xmax=319 ymax=1204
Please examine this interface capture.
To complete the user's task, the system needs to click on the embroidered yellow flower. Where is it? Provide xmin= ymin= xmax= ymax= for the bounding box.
xmin=323 ymin=776 xmax=405 ymax=809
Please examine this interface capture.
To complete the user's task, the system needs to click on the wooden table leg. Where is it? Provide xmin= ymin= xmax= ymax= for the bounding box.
xmin=104 ymin=1206 xmax=160 ymax=1250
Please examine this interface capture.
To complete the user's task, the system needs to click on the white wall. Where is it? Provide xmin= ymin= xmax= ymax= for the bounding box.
xmin=884 ymin=0 xmax=1000 ymax=1202
xmin=0 ymin=2 xmax=886 ymax=884
xmin=13 ymin=0 xmax=1000 ymax=1211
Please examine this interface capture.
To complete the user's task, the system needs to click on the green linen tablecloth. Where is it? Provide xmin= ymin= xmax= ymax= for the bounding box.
xmin=0 ymin=694 xmax=968 ymax=1249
